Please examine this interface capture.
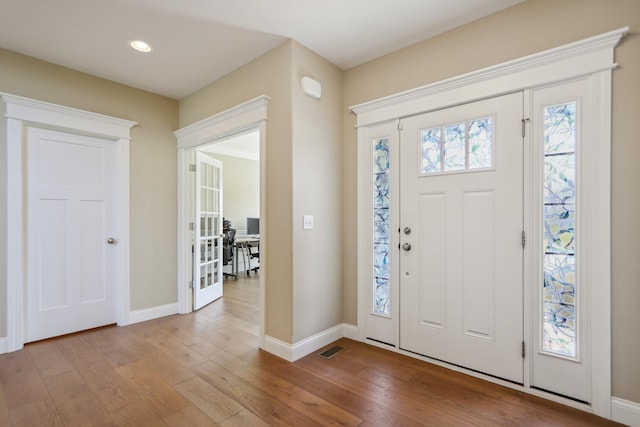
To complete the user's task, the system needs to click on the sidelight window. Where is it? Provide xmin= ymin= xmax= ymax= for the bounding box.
xmin=542 ymin=102 xmax=577 ymax=358
xmin=373 ymin=137 xmax=390 ymax=315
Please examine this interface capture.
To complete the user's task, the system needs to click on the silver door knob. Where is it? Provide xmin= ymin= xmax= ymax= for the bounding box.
xmin=107 ymin=238 xmax=118 ymax=245
xmin=402 ymin=243 xmax=412 ymax=251
xmin=403 ymin=227 xmax=412 ymax=235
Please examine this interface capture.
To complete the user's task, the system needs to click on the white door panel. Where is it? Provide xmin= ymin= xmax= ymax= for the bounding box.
xmin=193 ymin=152 xmax=223 ymax=310
xmin=400 ymin=92 xmax=524 ymax=383
xmin=27 ymin=128 xmax=117 ymax=342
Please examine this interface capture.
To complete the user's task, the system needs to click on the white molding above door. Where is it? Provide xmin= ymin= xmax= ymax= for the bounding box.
xmin=351 ymin=27 xmax=628 ymax=127
xmin=351 ymin=27 xmax=628 ymax=419
xmin=1 ymin=93 xmax=136 ymax=353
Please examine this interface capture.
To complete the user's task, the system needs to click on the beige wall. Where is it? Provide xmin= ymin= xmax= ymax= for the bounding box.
xmin=0 ymin=48 xmax=179 ymax=322
xmin=291 ymin=42 xmax=344 ymax=342
xmin=342 ymin=0 xmax=640 ymax=403
xmin=180 ymin=41 xmax=295 ymax=342
xmin=180 ymin=40 xmax=344 ymax=343
xmin=204 ymin=153 xmax=260 ymax=231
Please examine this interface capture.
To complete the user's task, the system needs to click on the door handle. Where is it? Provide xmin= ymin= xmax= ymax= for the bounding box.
xmin=402 ymin=243 xmax=412 ymax=251
xmin=107 ymin=237 xmax=118 ymax=245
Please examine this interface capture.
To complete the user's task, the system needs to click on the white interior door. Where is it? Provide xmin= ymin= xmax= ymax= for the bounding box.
xmin=193 ymin=152 xmax=223 ymax=310
xmin=26 ymin=128 xmax=117 ymax=342
xmin=399 ymin=93 xmax=524 ymax=383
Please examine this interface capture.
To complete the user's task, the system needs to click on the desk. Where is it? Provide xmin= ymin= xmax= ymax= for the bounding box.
xmin=233 ymin=236 xmax=259 ymax=276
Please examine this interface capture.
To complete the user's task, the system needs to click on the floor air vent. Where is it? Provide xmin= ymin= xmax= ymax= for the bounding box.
xmin=319 ymin=345 xmax=344 ymax=359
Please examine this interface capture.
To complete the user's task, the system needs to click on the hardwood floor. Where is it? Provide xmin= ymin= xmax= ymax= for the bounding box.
xmin=0 ymin=275 xmax=625 ymax=426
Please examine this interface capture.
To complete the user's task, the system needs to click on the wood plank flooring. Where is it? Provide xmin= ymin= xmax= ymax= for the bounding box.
xmin=0 ymin=275 xmax=625 ymax=426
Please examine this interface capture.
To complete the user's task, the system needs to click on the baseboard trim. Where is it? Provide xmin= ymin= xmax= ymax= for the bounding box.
xmin=262 ymin=335 xmax=293 ymax=361
xmin=0 ymin=336 xmax=7 ymax=354
xmin=343 ymin=323 xmax=359 ymax=340
xmin=612 ymin=397 xmax=640 ymax=427
xmin=127 ymin=303 xmax=178 ymax=326
xmin=263 ymin=323 xmax=359 ymax=362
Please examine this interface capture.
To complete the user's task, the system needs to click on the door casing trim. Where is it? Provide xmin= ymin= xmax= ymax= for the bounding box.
xmin=174 ymin=95 xmax=269 ymax=350
xmin=1 ymin=92 xmax=136 ymax=352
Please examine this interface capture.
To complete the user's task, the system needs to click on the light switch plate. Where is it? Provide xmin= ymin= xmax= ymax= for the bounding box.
xmin=303 ymin=214 xmax=314 ymax=230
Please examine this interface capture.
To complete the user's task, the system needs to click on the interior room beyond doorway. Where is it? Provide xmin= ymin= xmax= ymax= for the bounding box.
xmin=200 ymin=130 xmax=260 ymax=279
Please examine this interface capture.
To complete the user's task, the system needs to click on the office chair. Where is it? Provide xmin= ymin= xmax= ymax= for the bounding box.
xmin=247 ymin=241 xmax=259 ymax=274
xmin=222 ymin=228 xmax=236 ymax=277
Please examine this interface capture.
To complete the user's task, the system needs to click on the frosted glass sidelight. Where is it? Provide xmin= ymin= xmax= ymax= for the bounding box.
xmin=374 ymin=173 xmax=389 ymax=208
xmin=544 ymin=104 xmax=576 ymax=154
xmin=374 ymin=243 xmax=389 ymax=279
xmin=542 ymin=102 xmax=577 ymax=358
xmin=373 ymin=137 xmax=390 ymax=315
xmin=544 ymin=155 xmax=575 ymax=205
xmin=375 ymin=277 xmax=390 ymax=314
xmin=374 ymin=208 xmax=390 ymax=244
xmin=374 ymin=140 xmax=389 ymax=173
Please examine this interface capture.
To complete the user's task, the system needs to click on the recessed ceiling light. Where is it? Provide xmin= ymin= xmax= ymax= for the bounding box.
xmin=129 ymin=40 xmax=152 ymax=53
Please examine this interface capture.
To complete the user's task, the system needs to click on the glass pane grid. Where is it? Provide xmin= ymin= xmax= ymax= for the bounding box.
xmin=542 ymin=101 xmax=577 ymax=358
xmin=421 ymin=116 xmax=493 ymax=175
xmin=373 ymin=138 xmax=390 ymax=315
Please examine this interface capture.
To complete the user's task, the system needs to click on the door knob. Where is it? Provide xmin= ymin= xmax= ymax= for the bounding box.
xmin=107 ymin=238 xmax=118 ymax=245
xmin=402 ymin=243 xmax=412 ymax=251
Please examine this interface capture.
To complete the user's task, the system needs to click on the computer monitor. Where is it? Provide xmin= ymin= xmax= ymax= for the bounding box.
xmin=246 ymin=217 xmax=260 ymax=236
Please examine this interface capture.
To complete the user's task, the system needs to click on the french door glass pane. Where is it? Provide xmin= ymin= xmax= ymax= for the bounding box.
xmin=542 ymin=101 xmax=577 ymax=358
xmin=373 ymin=138 xmax=390 ymax=315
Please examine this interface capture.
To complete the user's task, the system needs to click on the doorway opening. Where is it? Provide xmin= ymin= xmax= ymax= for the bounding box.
xmin=175 ymin=95 xmax=269 ymax=350
xmin=199 ymin=130 xmax=261 ymax=281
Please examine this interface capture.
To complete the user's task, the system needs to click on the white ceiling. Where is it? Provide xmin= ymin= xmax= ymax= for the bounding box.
xmin=0 ymin=0 xmax=525 ymax=100
xmin=201 ymin=130 xmax=260 ymax=161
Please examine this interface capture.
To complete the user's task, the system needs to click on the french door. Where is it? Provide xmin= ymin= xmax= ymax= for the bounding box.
xmin=193 ymin=152 xmax=224 ymax=310
xmin=399 ymin=93 xmax=525 ymax=383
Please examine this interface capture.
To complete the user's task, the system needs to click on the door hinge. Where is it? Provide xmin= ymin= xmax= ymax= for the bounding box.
xmin=189 ymin=280 xmax=194 ymax=289
xmin=189 ymin=164 xmax=197 ymax=172
xmin=189 ymin=222 xmax=195 ymax=231
xmin=397 ymin=119 xmax=403 ymax=131
xmin=521 ymin=230 xmax=526 ymax=249
xmin=522 ymin=341 xmax=526 ymax=358
xmin=521 ymin=118 xmax=530 ymax=138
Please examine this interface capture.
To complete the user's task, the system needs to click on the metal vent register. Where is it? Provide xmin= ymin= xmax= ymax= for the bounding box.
xmin=319 ymin=345 xmax=344 ymax=359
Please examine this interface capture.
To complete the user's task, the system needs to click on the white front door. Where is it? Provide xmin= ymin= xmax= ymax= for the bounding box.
xmin=26 ymin=128 xmax=118 ymax=342
xmin=193 ymin=152 xmax=223 ymax=310
xmin=399 ymin=93 xmax=524 ymax=383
